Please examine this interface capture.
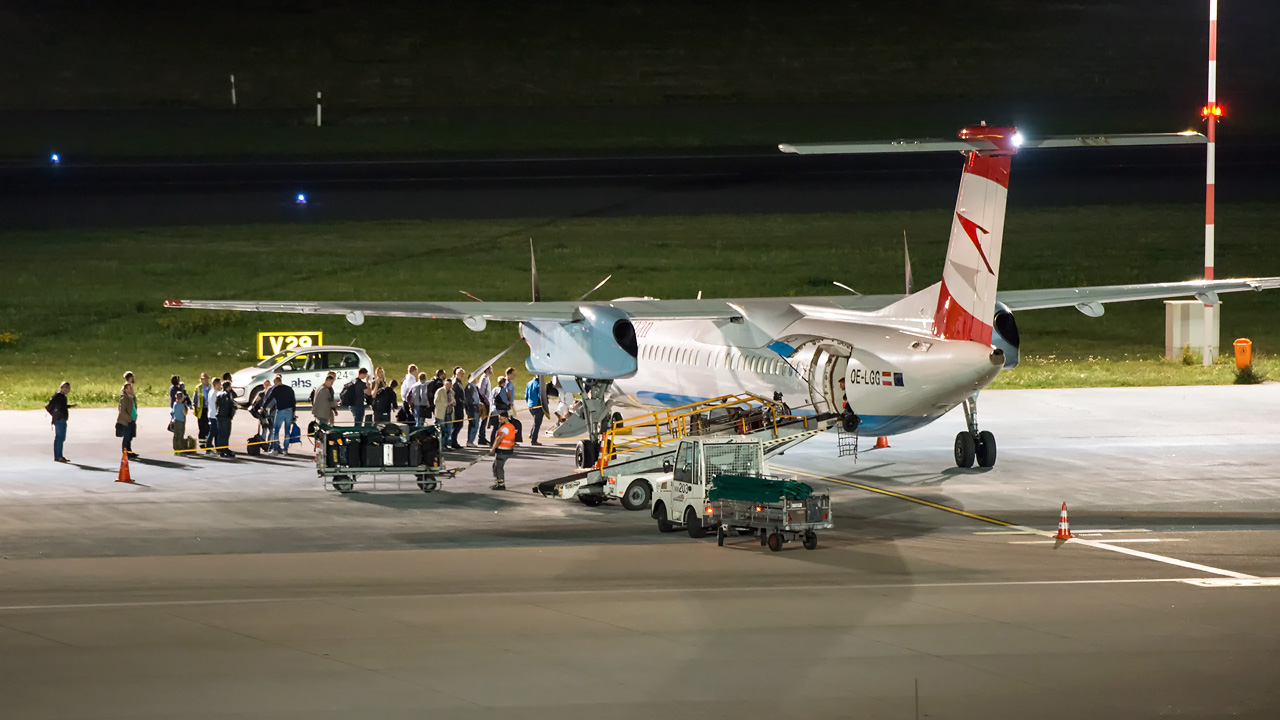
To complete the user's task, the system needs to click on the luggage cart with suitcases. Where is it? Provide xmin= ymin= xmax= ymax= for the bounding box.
xmin=315 ymin=423 xmax=455 ymax=493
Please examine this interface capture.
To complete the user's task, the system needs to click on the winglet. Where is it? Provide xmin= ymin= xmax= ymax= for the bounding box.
xmin=164 ymin=299 xmax=183 ymax=307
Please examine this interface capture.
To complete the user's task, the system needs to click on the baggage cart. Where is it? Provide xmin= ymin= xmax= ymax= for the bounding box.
xmin=314 ymin=423 xmax=455 ymax=494
xmin=711 ymin=493 xmax=832 ymax=552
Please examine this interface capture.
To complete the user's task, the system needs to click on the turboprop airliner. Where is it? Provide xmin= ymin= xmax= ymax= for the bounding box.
xmin=165 ymin=124 xmax=1280 ymax=469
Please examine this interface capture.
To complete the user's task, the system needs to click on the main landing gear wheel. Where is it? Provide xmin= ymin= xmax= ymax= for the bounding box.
xmin=575 ymin=439 xmax=600 ymax=469
xmin=577 ymin=494 xmax=605 ymax=507
xmin=684 ymin=507 xmax=707 ymax=538
xmin=333 ymin=477 xmax=355 ymax=494
xmin=976 ymin=430 xmax=997 ymax=468
xmin=802 ymin=531 xmax=819 ymax=550
xmin=954 ymin=432 xmax=976 ymax=468
xmin=620 ymin=480 xmax=651 ymax=511
xmin=767 ymin=533 xmax=784 ymax=552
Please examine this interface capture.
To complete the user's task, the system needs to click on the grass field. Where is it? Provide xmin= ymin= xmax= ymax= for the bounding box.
xmin=2 ymin=203 xmax=1277 ymax=410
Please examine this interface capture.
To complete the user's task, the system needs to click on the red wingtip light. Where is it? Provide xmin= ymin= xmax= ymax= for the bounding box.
xmin=1201 ymin=103 xmax=1225 ymax=118
xmin=163 ymin=299 xmax=183 ymax=307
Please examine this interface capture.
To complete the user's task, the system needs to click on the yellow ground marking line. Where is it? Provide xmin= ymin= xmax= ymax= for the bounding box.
xmin=780 ymin=467 xmax=1258 ymax=581
xmin=780 ymin=467 xmax=1017 ymax=527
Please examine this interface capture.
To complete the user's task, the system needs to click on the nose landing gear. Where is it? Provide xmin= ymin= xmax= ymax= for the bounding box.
xmin=954 ymin=395 xmax=997 ymax=468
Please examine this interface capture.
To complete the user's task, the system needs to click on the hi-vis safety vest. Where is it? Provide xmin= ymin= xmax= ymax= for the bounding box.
xmin=497 ymin=422 xmax=516 ymax=450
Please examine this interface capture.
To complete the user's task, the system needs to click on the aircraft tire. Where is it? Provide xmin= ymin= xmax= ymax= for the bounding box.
xmin=954 ymin=432 xmax=976 ymax=468
xmin=976 ymin=430 xmax=997 ymax=468
xmin=575 ymin=439 xmax=599 ymax=469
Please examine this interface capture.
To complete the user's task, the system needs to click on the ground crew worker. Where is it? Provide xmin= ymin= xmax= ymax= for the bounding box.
xmin=490 ymin=411 xmax=516 ymax=491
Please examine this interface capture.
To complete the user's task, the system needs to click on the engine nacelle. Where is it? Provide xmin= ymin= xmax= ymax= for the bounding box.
xmin=991 ymin=302 xmax=1020 ymax=369
xmin=522 ymin=305 xmax=639 ymax=379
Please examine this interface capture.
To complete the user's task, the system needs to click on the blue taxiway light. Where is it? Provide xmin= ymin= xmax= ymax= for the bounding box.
xmin=50 ymin=153 xmax=60 ymax=164
xmin=296 ymin=193 xmax=307 ymax=205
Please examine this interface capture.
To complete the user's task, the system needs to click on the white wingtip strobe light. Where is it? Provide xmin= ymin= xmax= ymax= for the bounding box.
xmin=50 ymin=153 xmax=60 ymax=164
xmin=1011 ymin=132 xmax=1025 ymax=147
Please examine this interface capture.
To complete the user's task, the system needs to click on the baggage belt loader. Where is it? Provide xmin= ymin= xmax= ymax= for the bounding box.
xmin=535 ymin=393 xmax=831 ymax=511
xmin=650 ymin=436 xmax=832 ymax=552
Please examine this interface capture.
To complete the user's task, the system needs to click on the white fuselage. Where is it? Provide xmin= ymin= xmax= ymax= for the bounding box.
xmin=602 ymin=296 xmax=1002 ymax=437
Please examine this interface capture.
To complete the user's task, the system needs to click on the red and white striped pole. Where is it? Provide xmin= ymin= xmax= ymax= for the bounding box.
xmin=1202 ymin=0 xmax=1220 ymax=366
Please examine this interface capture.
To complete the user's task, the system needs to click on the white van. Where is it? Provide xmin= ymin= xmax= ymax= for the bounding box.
xmin=228 ymin=345 xmax=373 ymax=407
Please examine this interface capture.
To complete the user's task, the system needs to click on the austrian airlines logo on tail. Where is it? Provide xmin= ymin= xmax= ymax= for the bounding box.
xmin=955 ymin=213 xmax=994 ymax=274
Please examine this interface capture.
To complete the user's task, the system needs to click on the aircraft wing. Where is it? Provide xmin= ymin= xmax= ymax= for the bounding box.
xmin=996 ymin=278 xmax=1280 ymax=312
xmin=163 ymin=298 xmax=745 ymax=323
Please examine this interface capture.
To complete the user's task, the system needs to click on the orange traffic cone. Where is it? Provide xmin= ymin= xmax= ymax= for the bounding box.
xmin=1054 ymin=502 xmax=1073 ymax=540
xmin=874 ymin=436 xmax=891 ymax=449
xmin=116 ymin=450 xmax=133 ymax=484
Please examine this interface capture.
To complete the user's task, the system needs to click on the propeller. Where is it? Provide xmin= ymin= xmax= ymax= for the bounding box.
xmin=467 ymin=238 xmax=612 ymax=383
xmin=904 ymin=230 xmax=915 ymax=295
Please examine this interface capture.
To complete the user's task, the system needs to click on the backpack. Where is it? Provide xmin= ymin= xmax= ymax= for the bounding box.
xmin=340 ymin=380 xmax=359 ymax=407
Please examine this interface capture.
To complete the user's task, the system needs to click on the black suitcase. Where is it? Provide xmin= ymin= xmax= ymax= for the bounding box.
xmin=392 ymin=443 xmax=410 ymax=467
xmin=408 ymin=440 xmax=422 ymax=467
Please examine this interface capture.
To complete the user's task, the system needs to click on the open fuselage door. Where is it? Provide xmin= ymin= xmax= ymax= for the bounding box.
xmin=788 ymin=338 xmax=851 ymax=416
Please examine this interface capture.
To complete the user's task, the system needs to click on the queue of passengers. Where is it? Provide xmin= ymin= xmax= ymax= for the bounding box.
xmin=44 ymin=364 xmax=573 ymax=463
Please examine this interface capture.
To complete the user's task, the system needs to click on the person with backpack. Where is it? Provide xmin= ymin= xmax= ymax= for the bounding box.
xmin=372 ymin=379 xmax=399 ymax=423
xmin=409 ymin=371 xmax=431 ymax=426
xmin=464 ymin=377 xmax=482 ymax=446
xmin=265 ymin=375 xmax=297 ymax=455
xmin=340 ymin=368 xmax=369 ymax=426
xmin=312 ymin=372 xmax=338 ymax=427
xmin=46 ymin=381 xmax=74 ymax=463
xmin=424 ymin=369 xmax=445 ymax=420
xmin=214 ymin=380 xmax=237 ymax=458
xmin=401 ymin=364 xmax=419 ymax=419
xmin=489 ymin=376 xmax=510 ymax=441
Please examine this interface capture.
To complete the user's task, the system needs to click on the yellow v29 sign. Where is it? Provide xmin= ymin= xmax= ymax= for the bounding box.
xmin=257 ymin=331 xmax=323 ymax=359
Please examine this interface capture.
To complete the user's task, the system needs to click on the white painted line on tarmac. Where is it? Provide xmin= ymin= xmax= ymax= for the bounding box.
xmin=1006 ymin=525 xmax=1257 ymax=579
xmin=786 ymin=467 xmax=1258 ymax=580
xmin=0 ymin=576 xmax=1238 ymax=612
xmin=1180 ymin=577 xmax=1280 ymax=588
xmin=1009 ymin=538 xmax=1185 ymax=545
xmin=976 ymin=528 xmax=1153 ymax=536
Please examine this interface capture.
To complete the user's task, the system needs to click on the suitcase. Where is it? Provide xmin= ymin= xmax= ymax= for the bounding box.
xmin=184 ymin=436 xmax=197 ymax=450
xmin=391 ymin=443 xmax=409 ymax=467
xmin=408 ymin=440 xmax=422 ymax=467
